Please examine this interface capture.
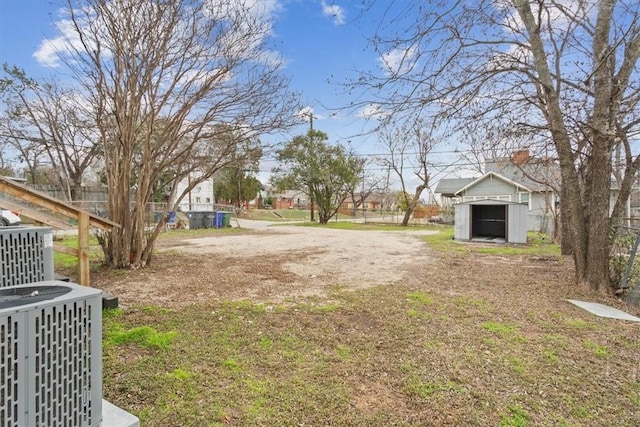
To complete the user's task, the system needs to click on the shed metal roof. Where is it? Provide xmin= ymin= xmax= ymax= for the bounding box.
xmin=454 ymin=171 xmax=532 ymax=195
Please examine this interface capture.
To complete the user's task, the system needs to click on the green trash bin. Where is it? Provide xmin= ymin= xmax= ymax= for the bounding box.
xmin=221 ymin=211 xmax=231 ymax=227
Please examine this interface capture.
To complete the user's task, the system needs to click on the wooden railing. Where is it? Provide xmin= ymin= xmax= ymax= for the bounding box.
xmin=0 ymin=176 xmax=119 ymax=286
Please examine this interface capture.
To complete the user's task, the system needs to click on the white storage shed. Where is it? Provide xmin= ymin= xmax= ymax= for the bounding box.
xmin=454 ymin=199 xmax=528 ymax=244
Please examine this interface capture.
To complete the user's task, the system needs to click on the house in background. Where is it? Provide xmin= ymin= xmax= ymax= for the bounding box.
xmin=341 ymin=192 xmax=390 ymax=212
xmin=435 ymin=150 xmax=559 ymax=241
xmin=173 ymin=174 xmax=216 ymax=211
xmin=271 ymin=189 xmax=308 ymax=210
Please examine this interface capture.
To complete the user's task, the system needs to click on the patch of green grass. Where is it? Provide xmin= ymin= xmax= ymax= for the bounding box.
xmin=570 ymin=405 xmax=590 ymax=418
xmin=223 ymin=357 xmax=242 ymax=373
xmin=166 ymin=368 xmax=194 ymax=381
xmin=422 ymin=228 xmax=467 ymax=252
xmin=335 ymin=344 xmax=352 ymax=361
xmin=242 ymin=208 xmax=309 ymax=221
xmin=481 ymin=321 xmax=527 ymax=344
xmin=406 ymin=291 xmax=433 ymax=306
xmin=507 ymin=356 xmax=526 ymax=375
xmin=302 ymin=221 xmax=438 ymax=232
xmin=583 ymin=339 xmax=611 ymax=358
xmin=102 ymin=308 xmax=123 ymax=320
xmin=404 ymin=375 xmax=463 ymax=399
xmin=105 ymin=325 xmax=177 ymax=349
xmin=422 ymin=227 xmax=559 ymax=256
xmin=454 ymin=295 xmax=488 ymax=309
xmin=545 ymin=349 xmax=560 ymax=364
xmin=563 ymin=318 xmax=594 ymax=330
xmin=500 ymin=405 xmax=530 ymax=427
xmin=259 ymin=337 xmax=273 ymax=349
xmin=405 ymin=292 xmax=433 ymax=319
xmin=481 ymin=321 xmax=517 ymax=336
xmin=628 ymin=392 xmax=640 ymax=407
xmin=53 ymin=235 xmax=104 ymax=270
xmin=141 ymin=305 xmax=173 ymax=315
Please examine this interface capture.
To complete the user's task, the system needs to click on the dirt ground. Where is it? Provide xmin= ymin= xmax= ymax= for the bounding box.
xmin=91 ymin=218 xmax=639 ymax=319
xmin=93 ymin=219 xmax=640 ymax=426
xmin=92 ymin=219 xmax=441 ymax=307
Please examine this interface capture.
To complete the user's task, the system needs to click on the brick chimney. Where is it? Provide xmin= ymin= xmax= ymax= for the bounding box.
xmin=511 ymin=149 xmax=530 ymax=165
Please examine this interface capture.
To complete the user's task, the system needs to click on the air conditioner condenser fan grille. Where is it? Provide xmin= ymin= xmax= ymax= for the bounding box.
xmin=0 ymin=285 xmax=72 ymax=309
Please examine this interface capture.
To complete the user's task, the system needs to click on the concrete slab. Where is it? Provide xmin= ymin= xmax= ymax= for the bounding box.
xmin=102 ymin=399 xmax=140 ymax=427
xmin=567 ymin=300 xmax=640 ymax=322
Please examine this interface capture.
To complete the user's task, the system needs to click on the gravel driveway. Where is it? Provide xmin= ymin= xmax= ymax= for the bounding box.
xmin=94 ymin=220 xmax=438 ymax=306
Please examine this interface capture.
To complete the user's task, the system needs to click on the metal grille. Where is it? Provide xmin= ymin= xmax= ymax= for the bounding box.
xmin=0 ymin=227 xmax=54 ymax=288
xmin=0 ymin=282 xmax=102 ymax=427
xmin=0 ymin=315 xmax=22 ymax=426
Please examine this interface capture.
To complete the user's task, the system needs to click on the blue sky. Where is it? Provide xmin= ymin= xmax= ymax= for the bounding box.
xmin=0 ymin=1 xmax=383 ymax=145
xmin=0 ymin=0 xmax=403 ymax=183
xmin=0 ymin=0 xmax=459 ymax=190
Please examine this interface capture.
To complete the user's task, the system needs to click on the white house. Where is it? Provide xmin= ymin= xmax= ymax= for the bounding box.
xmin=173 ymin=173 xmax=216 ymax=212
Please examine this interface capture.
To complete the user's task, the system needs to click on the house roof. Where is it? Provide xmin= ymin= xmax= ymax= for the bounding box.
xmin=276 ymin=189 xmax=307 ymax=199
xmin=485 ymin=157 xmax=560 ymax=192
xmin=434 ymin=178 xmax=475 ymax=195
xmin=455 ymin=171 xmax=532 ymax=195
xmin=434 ymin=156 xmax=560 ymax=195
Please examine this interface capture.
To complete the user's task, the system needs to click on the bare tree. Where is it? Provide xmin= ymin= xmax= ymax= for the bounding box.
xmin=0 ymin=66 xmax=102 ymax=199
xmin=51 ymin=0 xmax=299 ymax=267
xmin=377 ymin=118 xmax=435 ymax=226
xmin=346 ymin=162 xmax=384 ymax=217
xmin=352 ymin=0 xmax=640 ymax=292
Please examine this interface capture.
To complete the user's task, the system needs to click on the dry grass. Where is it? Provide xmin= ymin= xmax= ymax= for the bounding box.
xmin=95 ymin=236 xmax=640 ymax=426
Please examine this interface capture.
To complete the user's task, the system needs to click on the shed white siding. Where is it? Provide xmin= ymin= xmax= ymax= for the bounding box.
xmin=454 ymin=204 xmax=470 ymax=240
xmin=454 ymin=200 xmax=527 ymax=244
xmin=506 ymin=204 xmax=527 ymax=244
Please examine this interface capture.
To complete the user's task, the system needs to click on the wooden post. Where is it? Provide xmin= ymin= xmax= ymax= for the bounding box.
xmin=0 ymin=176 xmax=119 ymax=286
xmin=78 ymin=212 xmax=91 ymax=286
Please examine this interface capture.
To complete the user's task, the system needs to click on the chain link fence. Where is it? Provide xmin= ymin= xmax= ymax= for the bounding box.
xmin=610 ymin=225 xmax=640 ymax=306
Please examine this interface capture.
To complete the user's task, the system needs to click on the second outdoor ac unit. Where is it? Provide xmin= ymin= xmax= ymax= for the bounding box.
xmin=0 ymin=281 xmax=102 ymax=427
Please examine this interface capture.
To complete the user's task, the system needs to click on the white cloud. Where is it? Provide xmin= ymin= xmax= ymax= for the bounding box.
xmin=321 ymin=1 xmax=345 ymax=26
xmin=33 ymin=18 xmax=90 ymax=67
xmin=295 ymin=106 xmax=326 ymax=122
xmin=33 ymin=1 xmax=286 ymax=68
xmin=494 ymin=0 xmax=596 ymax=35
xmin=242 ymin=0 xmax=282 ymax=16
xmin=378 ymin=46 xmax=416 ymax=77
xmin=357 ymin=103 xmax=389 ymax=120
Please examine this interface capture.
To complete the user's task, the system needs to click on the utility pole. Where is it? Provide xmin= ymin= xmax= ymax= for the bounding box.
xmin=307 ymin=111 xmax=315 ymax=222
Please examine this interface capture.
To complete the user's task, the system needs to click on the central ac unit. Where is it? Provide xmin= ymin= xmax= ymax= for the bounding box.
xmin=0 ymin=281 xmax=102 ymax=427
xmin=0 ymin=227 xmax=54 ymax=288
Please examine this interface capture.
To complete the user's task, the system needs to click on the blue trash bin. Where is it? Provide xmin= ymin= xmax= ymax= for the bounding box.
xmin=215 ymin=211 xmax=225 ymax=229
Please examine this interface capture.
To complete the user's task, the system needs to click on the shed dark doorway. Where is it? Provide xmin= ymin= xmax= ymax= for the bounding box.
xmin=471 ymin=204 xmax=506 ymax=239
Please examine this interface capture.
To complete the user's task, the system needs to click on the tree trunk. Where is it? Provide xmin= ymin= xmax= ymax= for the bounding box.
xmin=582 ymin=0 xmax=616 ymax=291
xmin=514 ymin=0 xmax=603 ymax=290
xmin=401 ymin=185 xmax=425 ymax=226
xmin=559 ymin=184 xmax=573 ymax=255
